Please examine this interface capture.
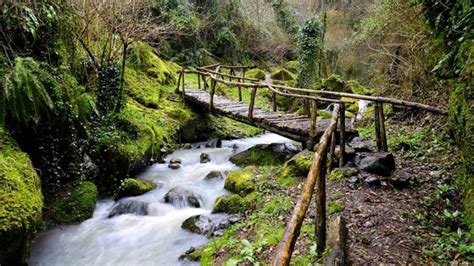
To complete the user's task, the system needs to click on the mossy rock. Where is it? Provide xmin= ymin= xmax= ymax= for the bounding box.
xmin=0 ymin=128 xmax=43 ymax=265
xmin=342 ymin=97 xmax=359 ymax=113
xmin=50 ymin=181 xmax=98 ymax=224
xmin=229 ymin=143 xmax=299 ymax=167
xmin=113 ymin=178 xmax=156 ymax=200
xmin=285 ymin=60 xmax=300 ymax=74
xmin=213 ymin=194 xmax=245 ymax=213
xmin=318 ymin=110 xmax=333 ymax=119
xmin=282 ymin=150 xmax=313 ymax=177
xmin=321 ymin=74 xmax=351 ymax=93
xmin=347 ymin=80 xmax=374 ymax=95
xmin=245 ymin=68 xmax=266 ymax=80
xmin=224 ymin=167 xmax=256 ymax=196
xmin=270 ymin=68 xmax=297 ymax=81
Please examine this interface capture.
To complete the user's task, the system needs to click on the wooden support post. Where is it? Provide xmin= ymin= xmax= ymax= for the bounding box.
xmin=339 ymin=104 xmax=346 ymax=168
xmin=378 ymin=102 xmax=388 ymax=152
xmin=181 ymin=69 xmax=185 ymax=94
xmin=272 ymin=91 xmax=277 ymax=112
xmin=203 ymin=75 xmax=208 ymax=91
xmin=315 ymin=150 xmax=327 ymax=257
xmin=175 ymin=70 xmax=182 ymax=93
xmin=197 ymin=73 xmax=201 ymax=90
xmin=374 ymin=102 xmax=382 ymax=151
xmin=238 ymin=78 xmax=243 ymax=102
xmin=210 ymin=79 xmax=216 ymax=112
xmin=248 ymin=86 xmax=258 ymax=122
xmin=310 ymin=100 xmax=318 ymax=137
xmin=328 ymin=130 xmax=336 ymax=172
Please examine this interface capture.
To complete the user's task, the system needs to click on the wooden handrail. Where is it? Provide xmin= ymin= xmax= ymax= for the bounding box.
xmin=272 ymin=104 xmax=340 ymax=265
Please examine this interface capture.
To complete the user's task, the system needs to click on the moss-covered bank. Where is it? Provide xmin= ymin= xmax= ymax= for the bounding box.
xmin=0 ymin=128 xmax=43 ymax=265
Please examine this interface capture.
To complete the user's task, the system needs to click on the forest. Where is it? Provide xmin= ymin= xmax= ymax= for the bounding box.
xmin=0 ymin=0 xmax=472 ymax=264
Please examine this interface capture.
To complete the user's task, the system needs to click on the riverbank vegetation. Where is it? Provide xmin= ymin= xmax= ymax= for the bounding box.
xmin=0 ymin=0 xmax=472 ymax=264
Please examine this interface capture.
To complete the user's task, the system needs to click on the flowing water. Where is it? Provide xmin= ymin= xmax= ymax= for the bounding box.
xmin=29 ymin=133 xmax=295 ymax=266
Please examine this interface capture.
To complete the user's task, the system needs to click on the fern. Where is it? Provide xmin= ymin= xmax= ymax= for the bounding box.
xmin=3 ymin=57 xmax=54 ymax=126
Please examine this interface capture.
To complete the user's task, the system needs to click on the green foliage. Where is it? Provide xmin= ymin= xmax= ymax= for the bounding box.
xmin=328 ymin=201 xmax=345 ymax=215
xmin=224 ymin=167 xmax=256 ymax=196
xmin=270 ymin=0 xmax=300 ymax=37
xmin=270 ymin=68 xmax=296 ymax=81
xmin=284 ymin=60 xmax=300 ymax=74
xmin=50 ymin=181 xmax=97 ymax=224
xmin=209 ymin=115 xmax=263 ymax=139
xmin=113 ymin=178 xmax=156 ymax=200
xmin=97 ymin=63 xmax=123 ymax=115
xmin=245 ymin=68 xmax=266 ymax=80
xmin=262 ymin=196 xmax=292 ymax=217
xmin=296 ymin=17 xmax=323 ymax=89
xmin=0 ymin=127 xmax=43 ymax=264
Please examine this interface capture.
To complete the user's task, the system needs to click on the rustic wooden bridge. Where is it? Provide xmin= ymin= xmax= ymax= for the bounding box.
xmin=175 ymin=64 xmax=447 ymax=265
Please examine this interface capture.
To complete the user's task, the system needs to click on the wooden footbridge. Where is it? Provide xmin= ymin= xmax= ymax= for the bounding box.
xmin=175 ymin=64 xmax=447 ymax=265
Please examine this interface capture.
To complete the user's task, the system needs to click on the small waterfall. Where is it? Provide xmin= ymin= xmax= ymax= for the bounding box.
xmin=29 ymin=133 xmax=295 ymax=266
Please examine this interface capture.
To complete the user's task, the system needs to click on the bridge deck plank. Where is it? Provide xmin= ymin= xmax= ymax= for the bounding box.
xmin=182 ymin=89 xmax=354 ymax=142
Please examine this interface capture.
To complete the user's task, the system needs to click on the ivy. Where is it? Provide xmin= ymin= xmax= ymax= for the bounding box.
xmin=296 ymin=16 xmax=323 ymax=88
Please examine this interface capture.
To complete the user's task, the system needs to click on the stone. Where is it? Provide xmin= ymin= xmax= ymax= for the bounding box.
xmin=342 ymin=167 xmax=358 ymax=178
xmin=164 ymin=187 xmax=202 ymax=208
xmin=168 ymin=163 xmax=181 ymax=169
xmin=108 ymin=200 xmax=149 ymax=218
xmin=355 ymin=152 xmax=396 ymax=176
xmin=385 ymin=169 xmax=415 ymax=189
xmin=349 ymin=137 xmax=375 ymax=152
xmin=181 ymin=214 xmax=232 ymax=237
xmin=183 ymin=143 xmax=192 ymax=149
xmin=205 ymin=138 xmax=222 ymax=148
xmin=113 ymin=178 xmax=157 ymax=200
xmin=205 ymin=171 xmax=224 ymax=180
xmin=282 ymin=150 xmax=313 ymax=177
xmin=335 ymin=145 xmax=356 ymax=160
xmin=230 ymin=143 xmax=300 ymax=166
xmin=429 ymin=170 xmax=442 ymax=179
xmin=200 ymin=153 xmax=211 ymax=163
xmin=224 ymin=168 xmax=255 ymax=196
xmin=228 ymin=214 xmax=241 ymax=223
xmin=364 ymin=176 xmax=380 ymax=186
xmin=170 ymin=158 xmax=182 ymax=164
xmin=213 ymin=194 xmax=245 ymax=213
xmin=323 ymin=215 xmax=347 ymax=266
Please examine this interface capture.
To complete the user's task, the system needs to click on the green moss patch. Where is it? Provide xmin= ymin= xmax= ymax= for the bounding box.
xmin=224 ymin=167 xmax=256 ymax=196
xmin=0 ymin=128 xmax=43 ymax=264
xmin=114 ymin=178 xmax=156 ymax=200
xmin=270 ymin=68 xmax=297 ymax=81
xmin=284 ymin=60 xmax=300 ymax=74
xmin=50 ymin=181 xmax=97 ymax=224
xmin=213 ymin=194 xmax=246 ymax=213
xmin=245 ymin=68 xmax=266 ymax=80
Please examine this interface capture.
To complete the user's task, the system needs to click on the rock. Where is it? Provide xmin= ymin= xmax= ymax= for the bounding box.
xmin=179 ymin=245 xmax=205 ymax=262
xmin=181 ymin=214 xmax=233 ymax=237
xmin=52 ymin=181 xmax=98 ymax=224
xmin=164 ymin=187 xmax=202 ymax=208
xmin=232 ymin=144 xmax=239 ymax=151
xmin=348 ymin=176 xmax=359 ymax=189
xmin=170 ymin=158 xmax=182 ymax=164
xmin=108 ymin=200 xmax=149 ymax=218
xmin=205 ymin=138 xmax=222 ymax=148
xmin=349 ymin=137 xmax=375 ymax=152
xmin=224 ymin=168 xmax=255 ymax=196
xmin=213 ymin=194 xmax=246 ymax=213
xmin=168 ymin=163 xmax=181 ymax=169
xmin=335 ymin=145 xmax=356 ymax=160
xmin=200 ymin=153 xmax=211 ymax=163
xmin=429 ymin=170 xmax=442 ymax=179
xmin=228 ymin=214 xmax=241 ymax=223
xmin=342 ymin=167 xmax=358 ymax=178
xmin=230 ymin=143 xmax=300 ymax=166
xmin=323 ymin=215 xmax=347 ymax=266
xmin=205 ymin=171 xmax=224 ymax=180
xmin=364 ymin=176 xmax=380 ymax=186
xmin=282 ymin=150 xmax=313 ymax=177
xmin=113 ymin=178 xmax=157 ymax=200
xmin=183 ymin=143 xmax=192 ymax=149
xmin=385 ymin=169 xmax=415 ymax=189
xmin=355 ymin=153 xmax=396 ymax=176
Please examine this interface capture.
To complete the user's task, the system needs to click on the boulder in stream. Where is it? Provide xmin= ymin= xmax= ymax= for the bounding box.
xmin=108 ymin=200 xmax=149 ymax=218
xmin=113 ymin=178 xmax=157 ymax=200
xmin=168 ymin=158 xmax=182 ymax=169
xmin=164 ymin=187 xmax=203 ymax=208
xmin=181 ymin=213 xmax=235 ymax=237
xmin=200 ymin=153 xmax=211 ymax=163
xmin=205 ymin=171 xmax=224 ymax=180
xmin=205 ymin=138 xmax=222 ymax=148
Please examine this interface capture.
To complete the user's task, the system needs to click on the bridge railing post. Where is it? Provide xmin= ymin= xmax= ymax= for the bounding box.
xmin=339 ymin=103 xmax=346 ymax=168
xmin=181 ymin=68 xmax=185 ymax=95
xmin=315 ymin=141 xmax=328 ymax=257
xmin=310 ymin=99 xmax=318 ymax=137
xmin=272 ymin=91 xmax=277 ymax=112
xmin=210 ymin=79 xmax=216 ymax=112
xmin=197 ymin=72 xmax=201 ymax=90
xmin=378 ymin=102 xmax=388 ymax=152
xmin=248 ymin=86 xmax=258 ymax=122
xmin=374 ymin=101 xmax=383 ymax=151
xmin=175 ymin=69 xmax=183 ymax=93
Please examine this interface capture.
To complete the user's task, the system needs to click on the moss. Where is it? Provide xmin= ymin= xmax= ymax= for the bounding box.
xmin=0 ymin=127 xmax=43 ymax=264
xmin=328 ymin=201 xmax=345 ymax=215
xmin=322 ymin=74 xmax=350 ymax=93
xmin=270 ymin=68 xmax=297 ymax=81
xmin=318 ymin=110 xmax=333 ymax=119
xmin=285 ymin=60 xmax=300 ymax=74
xmin=230 ymin=144 xmax=294 ymax=167
xmin=213 ymin=194 xmax=246 ymax=213
xmin=50 ymin=181 xmax=97 ymax=224
xmin=328 ymin=169 xmax=345 ymax=181
xmin=245 ymin=68 xmax=266 ymax=80
xmin=209 ymin=115 xmax=263 ymax=139
xmin=347 ymin=80 xmax=374 ymax=95
xmin=276 ymin=150 xmax=313 ymax=187
xmin=224 ymin=167 xmax=256 ymax=196
xmin=127 ymin=42 xmax=177 ymax=85
xmin=342 ymin=97 xmax=359 ymax=113
xmin=113 ymin=178 xmax=156 ymax=200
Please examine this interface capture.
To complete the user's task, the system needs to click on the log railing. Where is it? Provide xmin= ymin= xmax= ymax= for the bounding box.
xmin=176 ymin=64 xmax=448 ymax=264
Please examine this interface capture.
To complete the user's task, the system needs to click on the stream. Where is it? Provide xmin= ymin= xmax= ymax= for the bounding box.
xmin=29 ymin=133 xmax=296 ymax=266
